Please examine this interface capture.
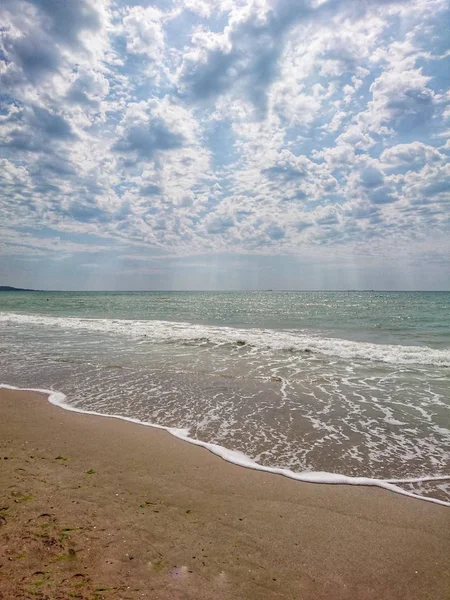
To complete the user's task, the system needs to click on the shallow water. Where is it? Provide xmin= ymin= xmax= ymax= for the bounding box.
xmin=1 ymin=291 xmax=449 ymax=503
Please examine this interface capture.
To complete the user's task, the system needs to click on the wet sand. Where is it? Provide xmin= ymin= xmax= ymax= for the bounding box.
xmin=0 ymin=387 xmax=449 ymax=600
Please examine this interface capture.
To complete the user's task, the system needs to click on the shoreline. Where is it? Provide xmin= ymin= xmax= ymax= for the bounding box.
xmin=2 ymin=383 xmax=449 ymax=507
xmin=1 ymin=386 xmax=449 ymax=599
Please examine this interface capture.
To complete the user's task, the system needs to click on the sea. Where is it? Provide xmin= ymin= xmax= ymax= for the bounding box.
xmin=1 ymin=291 xmax=449 ymax=504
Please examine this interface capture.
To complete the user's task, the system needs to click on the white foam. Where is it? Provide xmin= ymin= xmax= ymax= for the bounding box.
xmin=1 ymin=312 xmax=449 ymax=366
xmin=2 ymin=383 xmax=449 ymax=507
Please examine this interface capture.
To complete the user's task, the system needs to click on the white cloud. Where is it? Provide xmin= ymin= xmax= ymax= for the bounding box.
xmin=122 ymin=6 xmax=165 ymax=58
xmin=0 ymin=0 xmax=448 ymax=286
xmin=381 ymin=142 xmax=443 ymax=167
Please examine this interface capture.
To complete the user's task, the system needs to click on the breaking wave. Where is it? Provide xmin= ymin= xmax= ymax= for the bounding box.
xmin=1 ymin=312 xmax=449 ymax=366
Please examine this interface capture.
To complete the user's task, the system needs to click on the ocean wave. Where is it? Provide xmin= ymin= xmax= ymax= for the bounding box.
xmin=1 ymin=312 xmax=450 ymax=366
xmin=1 ymin=383 xmax=449 ymax=507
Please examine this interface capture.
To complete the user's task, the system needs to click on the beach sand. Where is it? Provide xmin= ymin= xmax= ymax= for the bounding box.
xmin=0 ymin=388 xmax=449 ymax=600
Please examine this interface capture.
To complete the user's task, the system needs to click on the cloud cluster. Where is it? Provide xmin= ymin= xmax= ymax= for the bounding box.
xmin=0 ymin=0 xmax=449 ymax=287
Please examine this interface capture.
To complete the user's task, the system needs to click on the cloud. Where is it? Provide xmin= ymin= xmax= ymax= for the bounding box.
xmin=369 ymin=187 xmax=397 ymax=205
xmin=0 ymin=159 xmax=30 ymax=184
xmin=206 ymin=214 xmax=235 ymax=234
xmin=113 ymin=117 xmax=184 ymax=160
xmin=112 ymin=98 xmax=204 ymax=163
xmin=0 ymin=106 xmax=76 ymax=157
xmin=262 ymin=155 xmax=308 ymax=182
xmin=0 ymin=0 xmax=449 ymax=288
xmin=33 ymin=107 xmax=76 ymax=140
xmin=178 ymin=0 xmax=423 ymax=118
xmin=365 ymin=69 xmax=435 ymax=133
xmin=122 ymin=6 xmax=164 ymax=58
xmin=26 ymin=0 xmax=102 ymax=47
xmin=140 ymin=184 xmax=162 ymax=196
xmin=178 ymin=0 xmax=317 ymax=116
xmin=0 ymin=0 xmax=106 ymax=86
xmin=380 ymin=142 xmax=443 ymax=168
xmin=4 ymin=35 xmax=60 ymax=81
xmin=66 ymin=69 xmax=110 ymax=107
xmin=360 ymin=166 xmax=384 ymax=189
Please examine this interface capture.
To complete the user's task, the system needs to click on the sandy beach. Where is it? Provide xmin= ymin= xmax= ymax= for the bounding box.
xmin=1 ymin=387 xmax=449 ymax=600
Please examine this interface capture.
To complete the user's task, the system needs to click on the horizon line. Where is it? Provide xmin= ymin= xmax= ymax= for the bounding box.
xmin=2 ymin=288 xmax=450 ymax=293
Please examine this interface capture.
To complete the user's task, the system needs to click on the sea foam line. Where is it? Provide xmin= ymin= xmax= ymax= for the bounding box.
xmin=2 ymin=383 xmax=449 ymax=507
xmin=1 ymin=312 xmax=450 ymax=366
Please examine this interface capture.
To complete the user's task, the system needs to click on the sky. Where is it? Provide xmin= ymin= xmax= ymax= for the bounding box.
xmin=0 ymin=0 xmax=449 ymax=291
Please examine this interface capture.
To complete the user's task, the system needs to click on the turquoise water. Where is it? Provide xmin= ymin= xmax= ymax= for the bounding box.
xmin=1 ymin=290 xmax=450 ymax=346
xmin=1 ymin=291 xmax=449 ymax=502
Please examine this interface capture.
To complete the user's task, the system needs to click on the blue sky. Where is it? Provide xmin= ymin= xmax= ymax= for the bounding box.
xmin=0 ymin=0 xmax=449 ymax=290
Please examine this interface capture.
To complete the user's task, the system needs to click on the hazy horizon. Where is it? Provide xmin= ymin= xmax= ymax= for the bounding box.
xmin=2 ymin=286 xmax=450 ymax=293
